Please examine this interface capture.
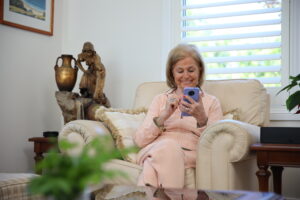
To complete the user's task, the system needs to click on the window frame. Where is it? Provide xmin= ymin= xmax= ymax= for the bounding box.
xmin=163 ymin=0 xmax=300 ymax=121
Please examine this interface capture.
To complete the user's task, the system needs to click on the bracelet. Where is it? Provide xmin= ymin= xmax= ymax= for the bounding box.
xmin=153 ymin=117 xmax=166 ymax=132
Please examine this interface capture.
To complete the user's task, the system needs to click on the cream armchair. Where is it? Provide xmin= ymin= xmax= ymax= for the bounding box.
xmin=58 ymin=79 xmax=269 ymax=191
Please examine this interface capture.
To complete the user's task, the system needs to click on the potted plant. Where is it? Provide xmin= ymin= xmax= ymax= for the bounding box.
xmin=277 ymin=74 xmax=300 ymax=114
xmin=28 ymin=137 xmax=135 ymax=200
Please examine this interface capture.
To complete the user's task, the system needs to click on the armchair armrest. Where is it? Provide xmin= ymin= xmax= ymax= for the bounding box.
xmin=58 ymin=120 xmax=114 ymax=155
xmin=196 ymin=119 xmax=260 ymax=190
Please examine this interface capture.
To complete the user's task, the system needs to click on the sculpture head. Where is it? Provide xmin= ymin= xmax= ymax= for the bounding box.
xmin=79 ymin=42 xmax=96 ymax=61
xmin=83 ymin=42 xmax=95 ymax=52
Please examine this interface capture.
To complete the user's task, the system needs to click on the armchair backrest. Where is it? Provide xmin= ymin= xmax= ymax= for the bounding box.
xmin=133 ymin=79 xmax=270 ymax=127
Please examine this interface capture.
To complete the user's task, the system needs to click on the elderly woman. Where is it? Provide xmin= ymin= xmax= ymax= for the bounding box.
xmin=134 ymin=44 xmax=223 ymax=189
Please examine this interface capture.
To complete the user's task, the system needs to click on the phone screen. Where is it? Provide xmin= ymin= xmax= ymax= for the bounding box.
xmin=181 ymin=87 xmax=200 ymax=117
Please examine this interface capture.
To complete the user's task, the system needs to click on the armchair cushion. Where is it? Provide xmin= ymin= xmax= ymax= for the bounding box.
xmin=202 ymin=79 xmax=269 ymax=126
xmin=95 ymin=107 xmax=147 ymax=163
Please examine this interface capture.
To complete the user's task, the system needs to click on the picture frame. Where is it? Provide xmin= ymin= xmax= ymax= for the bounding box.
xmin=0 ymin=0 xmax=54 ymax=36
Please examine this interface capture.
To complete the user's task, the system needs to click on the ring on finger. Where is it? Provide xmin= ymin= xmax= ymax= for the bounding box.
xmin=170 ymin=98 xmax=176 ymax=102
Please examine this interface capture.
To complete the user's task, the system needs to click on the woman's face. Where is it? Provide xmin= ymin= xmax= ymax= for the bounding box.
xmin=172 ymin=56 xmax=200 ymax=90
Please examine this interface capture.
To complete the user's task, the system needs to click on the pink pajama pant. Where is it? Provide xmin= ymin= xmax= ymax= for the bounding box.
xmin=137 ymin=138 xmax=196 ymax=189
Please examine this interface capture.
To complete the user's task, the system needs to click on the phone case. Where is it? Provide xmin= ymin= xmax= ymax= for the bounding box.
xmin=181 ymin=87 xmax=200 ymax=117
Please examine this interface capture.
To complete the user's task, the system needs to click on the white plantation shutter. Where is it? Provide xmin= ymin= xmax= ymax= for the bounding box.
xmin=181 ymin=0 xmax=284 ymax=86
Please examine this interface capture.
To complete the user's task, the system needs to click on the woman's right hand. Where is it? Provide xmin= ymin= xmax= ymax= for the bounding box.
xmin=155 ymin=94 xmax=180 ymax=126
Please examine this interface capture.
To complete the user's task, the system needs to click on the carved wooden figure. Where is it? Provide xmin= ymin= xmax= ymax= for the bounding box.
xmin=76 ymin=42 xmax=110 ymax=107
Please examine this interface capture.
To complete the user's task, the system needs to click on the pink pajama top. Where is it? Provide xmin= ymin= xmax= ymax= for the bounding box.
xmin=134 ymin=90 xmax=223 ymax=152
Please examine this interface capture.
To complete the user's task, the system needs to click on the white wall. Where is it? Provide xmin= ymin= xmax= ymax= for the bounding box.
xmin=0 ymin=1 xmax=63 ymax=172
xmin=0 ymin=0 xmax=165 ymax=173
xmin=61 ymin=0 xmax=165 ymax=109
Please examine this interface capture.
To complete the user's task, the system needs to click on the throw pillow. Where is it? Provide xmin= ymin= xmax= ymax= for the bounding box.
xmin=95 ymin=106 xmax=147 ymax=163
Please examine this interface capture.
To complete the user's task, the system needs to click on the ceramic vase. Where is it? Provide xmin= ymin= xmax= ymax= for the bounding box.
xmin=54 ymin=54 xmax=78 ymax=91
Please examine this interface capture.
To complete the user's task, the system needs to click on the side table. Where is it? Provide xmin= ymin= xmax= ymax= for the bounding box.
xmin=28 ymin=137 xmax=58 ymax=174
xmin=250 ymin=143 xmax=300 ymax=194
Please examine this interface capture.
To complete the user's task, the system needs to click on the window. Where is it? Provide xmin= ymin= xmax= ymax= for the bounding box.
xmin=182 ymin=0 xmax=284 ymax=86
xmin=169 ymin=0 xmax=300 ymax=120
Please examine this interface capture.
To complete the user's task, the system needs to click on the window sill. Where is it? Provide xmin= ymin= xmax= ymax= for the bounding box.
xmin=270 ymin=108 xmax=300 ymax=121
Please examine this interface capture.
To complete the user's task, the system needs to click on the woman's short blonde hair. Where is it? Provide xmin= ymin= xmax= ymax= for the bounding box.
xmin=166 ymin=43 xmax=205 ymax=89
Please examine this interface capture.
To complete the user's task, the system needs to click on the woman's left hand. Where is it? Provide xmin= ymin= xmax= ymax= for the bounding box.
xmin=179 ymin=95 xmax=208 ymax=127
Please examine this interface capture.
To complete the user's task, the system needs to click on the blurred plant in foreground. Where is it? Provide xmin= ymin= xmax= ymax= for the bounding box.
xmin=28 ymin=136 xmax=137 ymax=200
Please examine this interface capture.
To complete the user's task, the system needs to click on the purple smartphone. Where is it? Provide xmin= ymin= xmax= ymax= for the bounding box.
xmin=181 ymin=87 xmax=200 ymax=117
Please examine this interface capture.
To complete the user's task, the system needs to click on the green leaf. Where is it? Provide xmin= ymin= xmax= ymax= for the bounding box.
xmin=286 ymin=91 xmax=300 ymax=111
xmin=277 ymin=82 xmax=298 ymax=95
xmin=58 ymin=139 xmax=78 ymax=151
xmin=28 ymin=136 xmax=133 ymax=199
xmin=289 ymin=74 xmax=300 ymax=81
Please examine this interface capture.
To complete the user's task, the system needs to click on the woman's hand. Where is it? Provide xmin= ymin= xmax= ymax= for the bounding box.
xmin=179 ymin=95 xmax=208 ymax=127
xmin=155 ymin=94 xmax=180 ymax=126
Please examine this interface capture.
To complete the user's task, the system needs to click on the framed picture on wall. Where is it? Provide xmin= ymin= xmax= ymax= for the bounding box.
xmin=0 ymin=0 xmax=54 ymax=36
